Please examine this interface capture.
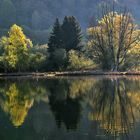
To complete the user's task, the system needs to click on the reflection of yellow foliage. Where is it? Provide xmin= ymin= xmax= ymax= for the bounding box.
xmin=69 ymin=79 xmax=95 ymax=99
xmin=0 ymin=80 xmax=49 ymax=127
xmin=128 ymin=91 xmax=140 ymax=118
xmin=89 ymin=101 xmax=134 ymax=135
xmin=88 ymin=81 xmax=140 ymax=135
xmin=10 ymin=100 xmax=34 ymax=127
xmin=3 ymin=84 xmax=34 ymax=127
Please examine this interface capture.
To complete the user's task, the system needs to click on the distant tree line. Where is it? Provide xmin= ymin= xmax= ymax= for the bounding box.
xmin=0 ymin=0 xmax=99 ymax=44
xmin=1 ymin=0 xmax=140 ymax=45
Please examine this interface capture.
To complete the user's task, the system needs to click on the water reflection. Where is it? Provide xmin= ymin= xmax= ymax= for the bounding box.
xmin=0 ymin=77 xmax=139 ymax=140
xmin=0 ymin=79 xmax=49 ymax=127
xmin=88 ymin=79 xmax=140 ymax=139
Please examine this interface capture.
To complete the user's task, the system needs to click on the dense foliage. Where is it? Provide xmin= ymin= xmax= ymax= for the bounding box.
xmin=48 ymin=16 xmax=85 ymax=70
xmin=68 ymin=50 xmax=95 ymax=70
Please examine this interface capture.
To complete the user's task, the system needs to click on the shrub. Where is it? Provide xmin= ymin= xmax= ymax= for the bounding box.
xmin=68 ymin=50 xmax=95 ymax=70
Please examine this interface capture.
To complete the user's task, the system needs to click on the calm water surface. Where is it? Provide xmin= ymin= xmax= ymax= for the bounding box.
xmin=0 ymin=76 xmax=140 ymax=140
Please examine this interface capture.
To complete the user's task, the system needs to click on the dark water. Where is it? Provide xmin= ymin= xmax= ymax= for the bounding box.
xmin=0 ymin=76 xmax=140 ymax=140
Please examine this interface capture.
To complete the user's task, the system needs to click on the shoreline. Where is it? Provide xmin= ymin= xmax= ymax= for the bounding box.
xmin=0 ymin=71 xmax=140 ymax=77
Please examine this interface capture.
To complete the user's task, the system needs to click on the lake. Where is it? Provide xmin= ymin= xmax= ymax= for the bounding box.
xmin=0 ymin=76 xmax=140 ymax=140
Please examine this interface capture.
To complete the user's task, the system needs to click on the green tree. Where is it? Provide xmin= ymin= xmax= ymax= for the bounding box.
xmin=48 ymin=48 xmax=67 ymax=71
xmin=48 ymin=17 xmax=83 ymax=71
xmin=62 ymin=16 xmax=83 ymax=52
xmin=52 ymin=48 xmax=67 ymax=71
xmin=29 ymin=53 xmax=46 ymax=72
xmin=68 ymin=50 xmax=95 ymax=70
xmin=48 ymin=18 xmax=65 ymax=70
xmin=29 ymin=44 xmax=48 ymax=71
xmin=48 ymin=18 xmax=63 ymax=53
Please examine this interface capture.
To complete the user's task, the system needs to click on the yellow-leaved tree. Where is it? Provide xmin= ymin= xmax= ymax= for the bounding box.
xmin=0 ymin=24 xmax=33 ymax=72
xmin=125 ymin=41 xmax=140 ymax=71
xmin=87 ymin=4 xmax=140 ymax=71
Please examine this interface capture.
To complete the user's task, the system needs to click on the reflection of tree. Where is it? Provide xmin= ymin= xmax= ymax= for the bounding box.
xmin=69 ymin=78 xmax=96 ymax=99
xmin=47 ymin=77 xmax=140 ymax=135
xmin=0 ymin=83 xmax=33 ymax=127
xmin=0 ymin=76 xmax=139 ymax=140
xmin=48 ymin=78 xmax=97 ymax=130
xmin=49 ymin=95 xmax=81 ymax=130
xmin=0 ymin=79 xmax=49 ymax=127
xmin=48 ymin=79 xmax=79 ymax=130
xmin=87 ymin=78 xmax=140 ymax=138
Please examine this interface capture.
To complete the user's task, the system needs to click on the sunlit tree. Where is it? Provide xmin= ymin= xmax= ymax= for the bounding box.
xmin=0 ymin=24 xmax=33 ymax=72
xmin=68 ymin=49 xmax=95 ymax=70
xmin=88 ymin=3 xmax=140 ymax=71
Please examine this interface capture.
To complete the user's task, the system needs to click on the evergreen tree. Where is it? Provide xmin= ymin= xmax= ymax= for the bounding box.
xmin=48 ymin=18 xmax=65 ymax=70
xmin=48 ymin=18 xmax=63 ymax=53
xmin=48 ymin=17 xmax=83 ymax=71
xmin=61 ymin=16 xmax=82 ymax=52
